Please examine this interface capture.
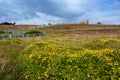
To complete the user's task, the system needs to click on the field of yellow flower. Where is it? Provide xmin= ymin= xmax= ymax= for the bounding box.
xmin=16 ymin=38 xmax=120 ymax=80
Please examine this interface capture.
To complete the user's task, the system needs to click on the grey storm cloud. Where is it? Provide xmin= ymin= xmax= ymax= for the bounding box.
xmin=0 ymin=0 xmax=120 ymax=24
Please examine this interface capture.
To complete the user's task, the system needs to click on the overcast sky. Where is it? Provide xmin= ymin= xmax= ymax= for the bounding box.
xmin=0 ymin=0 xmax=120 ymax=24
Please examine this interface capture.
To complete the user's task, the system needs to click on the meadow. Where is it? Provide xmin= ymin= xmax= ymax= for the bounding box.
xmin=0 ymin=24 xmax=120 ymax=80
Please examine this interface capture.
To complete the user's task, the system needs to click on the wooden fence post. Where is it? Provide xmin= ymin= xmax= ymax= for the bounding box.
xmin=9 ymin=34 xmax=12 ymax=38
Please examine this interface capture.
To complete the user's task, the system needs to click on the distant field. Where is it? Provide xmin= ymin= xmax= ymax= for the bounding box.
xmin=0 ymin=25 xmax=42 ymax=30
xmin=38 ymin=24 xmax=120 ymax=39
xmin=0 ymin=24 xmax=120 ymax=39
xmin=0 ymin=24 xmax=120 ymax=40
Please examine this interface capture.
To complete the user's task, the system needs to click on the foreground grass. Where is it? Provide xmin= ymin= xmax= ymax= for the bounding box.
xmin=0 ymin=38 xmax=120 ymax=80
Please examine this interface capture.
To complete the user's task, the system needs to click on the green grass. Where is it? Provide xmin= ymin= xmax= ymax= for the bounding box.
xmin=0 ymin=29 xmax=5 ymax=34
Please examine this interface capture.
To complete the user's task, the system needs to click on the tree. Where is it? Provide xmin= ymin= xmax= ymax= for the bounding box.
xmin=48 ymin=23 xmax=52 ymax=25
xmin=0 ymin=22 xmax=16 ymax=25
xmin=97 ymin=22 xmax=102 ymax=24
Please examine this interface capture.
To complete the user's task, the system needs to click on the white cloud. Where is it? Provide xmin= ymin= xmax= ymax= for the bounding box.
xmin=61 ymin=0 xmax=85 ymax=12
xmin=0 ymin=0 xmax=15 ymax=4
xmin=48 ymin=0 xmax=120 ymax=24
xmin=77 ymin=9 xmax=120 ymax=24
xmin=49 ymin=0 xmax=87 ymax=13
xmin=17 ymin=12 xmax=65 ymax=24
xmin=49 ymin=0 xmax=102 ymax=13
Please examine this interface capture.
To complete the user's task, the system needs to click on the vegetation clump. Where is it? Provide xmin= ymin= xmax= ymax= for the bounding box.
xmin=0 ymin=22 xmax=15 ymax=25
xmin=0 ymin=29 xmax=12 ymax=34
xmin=24 ymin=30 xmax=45 ymax=36
xmin=17 ymin=39 xmax=120 ymax=80
xmin=0 ymin=29 xmax=5 ymax=34
xmin=24 ymin=30 xmax=43 ymax=34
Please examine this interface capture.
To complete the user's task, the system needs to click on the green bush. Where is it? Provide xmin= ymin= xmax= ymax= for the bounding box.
xmin=0 ymin=29 xmax=5 ymax=34
xmin=0 ymin=29 xmax=12 ymax=34
xmin=24 ymin=30 xmax=43 ymax=34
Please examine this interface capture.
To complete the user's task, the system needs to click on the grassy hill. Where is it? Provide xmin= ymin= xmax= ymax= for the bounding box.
xmin=0 ymin=24 xmax=120 ymax=80
xmin=38 ymin=24 xmax=120 ymax=39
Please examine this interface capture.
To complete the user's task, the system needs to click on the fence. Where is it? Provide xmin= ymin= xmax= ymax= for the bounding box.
xmin=0 ymin=33 xmax=45 ymax=39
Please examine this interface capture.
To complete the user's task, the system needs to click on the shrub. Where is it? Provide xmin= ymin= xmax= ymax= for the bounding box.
xmin=24 ymin=30 xmax=43 ymax=34
xmin=24 ymin=30 xmax=45 ymax=36
xmin=0 ymin=29 xmax=5 ymax=34
xmin=0 ymin=29 xmax=12 ymax=34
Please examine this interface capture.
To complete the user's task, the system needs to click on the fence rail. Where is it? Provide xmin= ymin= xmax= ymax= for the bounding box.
xmin=0 ymin=33 xmax=45 ymax=39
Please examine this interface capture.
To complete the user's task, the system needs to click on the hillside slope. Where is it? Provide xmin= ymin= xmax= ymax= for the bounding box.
xmin=40 ymin=24 xmax=120 ymax=39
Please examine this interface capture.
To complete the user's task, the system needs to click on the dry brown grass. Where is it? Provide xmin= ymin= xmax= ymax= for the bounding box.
xmin=42 ymin=24 xmax=120 ymax=29
xmin=0 ymin=24 xmax=120 ymax=40
xmin=38 ymin=24 xmax=120 ymax=39
xmin=0 ymin=25 xmax=40 ymax=30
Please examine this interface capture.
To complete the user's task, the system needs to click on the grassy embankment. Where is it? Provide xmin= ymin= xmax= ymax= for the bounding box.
xmin=0 ymin=24 xmax=120 ymax=80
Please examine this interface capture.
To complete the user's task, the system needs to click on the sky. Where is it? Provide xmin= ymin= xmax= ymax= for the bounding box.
xmin=0 ymin=0 xmax=120 ymax=24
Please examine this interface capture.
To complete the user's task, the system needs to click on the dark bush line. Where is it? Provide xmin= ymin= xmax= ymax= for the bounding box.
xmin=0 ymin=22 xmax=16 ymax=25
